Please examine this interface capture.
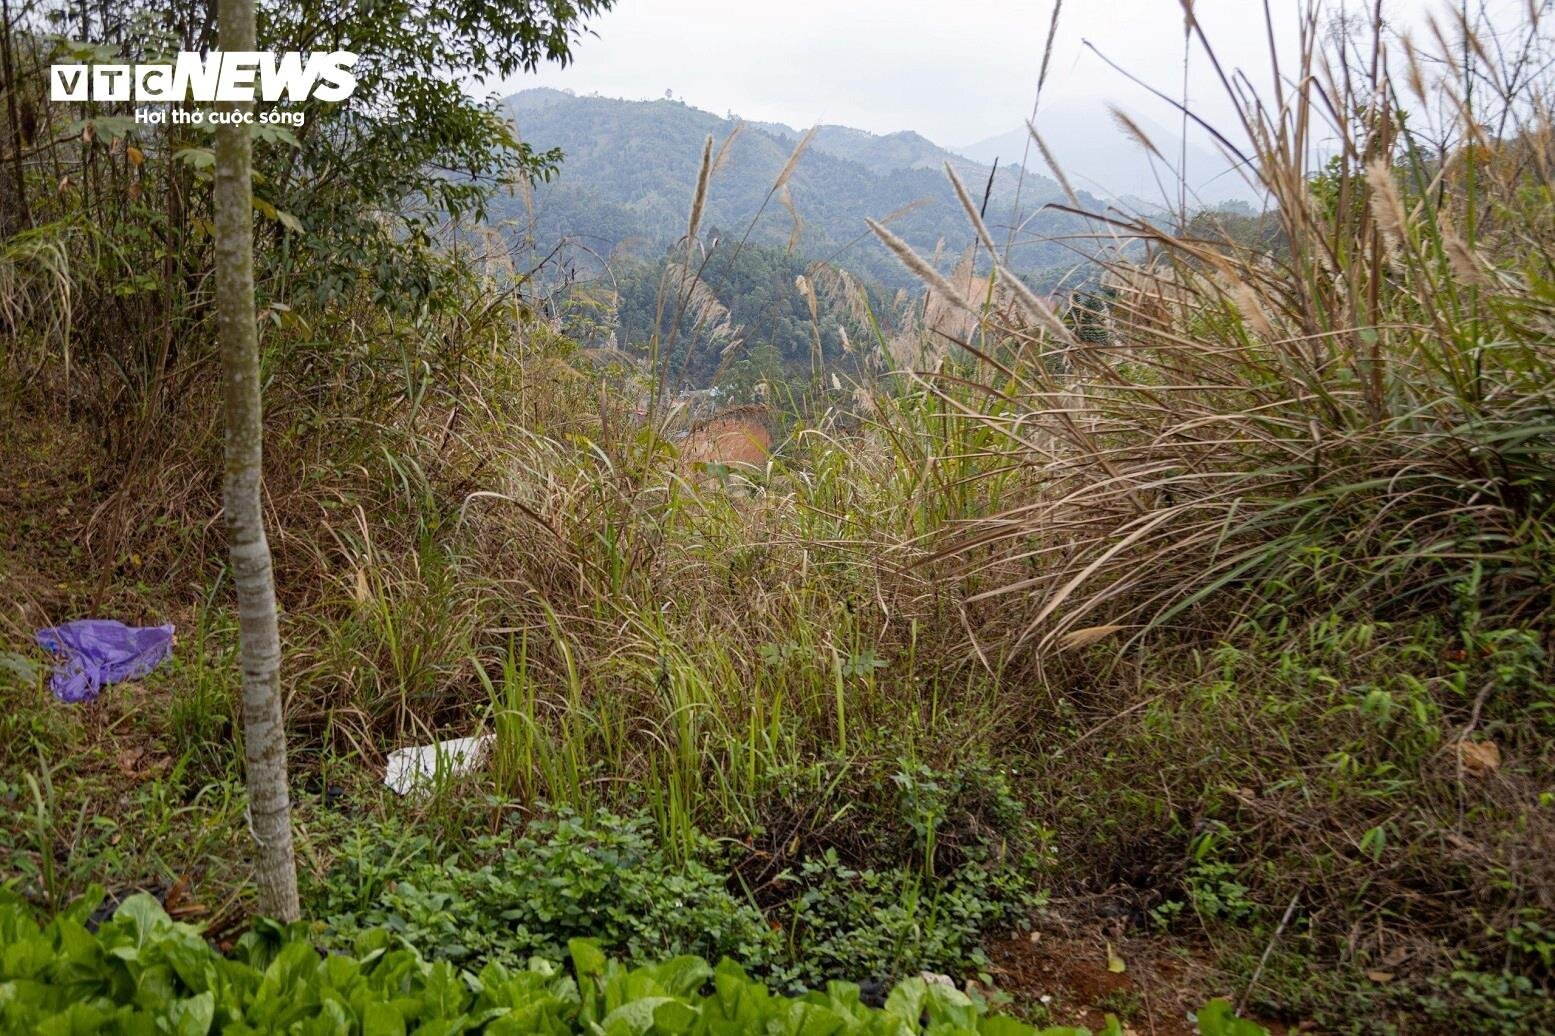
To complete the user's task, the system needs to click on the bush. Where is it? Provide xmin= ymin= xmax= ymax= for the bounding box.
xmin=778 ymin=850 xmax=1036 ymax=989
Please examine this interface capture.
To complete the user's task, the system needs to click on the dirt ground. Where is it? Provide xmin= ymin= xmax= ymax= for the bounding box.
xmin=984 ymin=901 xmax=1292 ymax=1035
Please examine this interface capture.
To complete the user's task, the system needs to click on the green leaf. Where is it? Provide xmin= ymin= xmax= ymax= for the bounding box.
xmin=1194 ymin=999 xmax=1271 ymax=1036
xmin=883 ymin=977 xmax=927 ymax=1025
xmin=652 ymin=998 xmax=699 ymax=1033
xmin=363 ymin=1000 xmax=407 ymax=1036
xmin=114 ymin=893 xmax=171 ymax=946
xmin=166 ymin=991 xmax=216 ymax=1036
xmin=173 ymin=148 xmax=215 ymax=170
xmin=568 ymin=939 xmax=606 ymax=978
xmin=250 ymin=122 xmax=301 ymax=148
xmin=600 ymin=996 xmax=674 ymax=1034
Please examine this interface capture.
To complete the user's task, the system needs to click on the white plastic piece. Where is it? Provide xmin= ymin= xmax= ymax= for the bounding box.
xmin=383 ymin=734 xmax=493 ymax=795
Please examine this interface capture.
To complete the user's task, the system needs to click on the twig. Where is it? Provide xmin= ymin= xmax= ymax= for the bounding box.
xmin=1052 ymin=693 xmax=1163 ymax=758
xmin=1237 ymin=890 xmax=1301 ymax=1014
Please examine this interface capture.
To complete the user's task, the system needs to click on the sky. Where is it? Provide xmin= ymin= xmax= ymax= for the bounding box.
xmin=492 ymin=0 xmax=1527 ymax=150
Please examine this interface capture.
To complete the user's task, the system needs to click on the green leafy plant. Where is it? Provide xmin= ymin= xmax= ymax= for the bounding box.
xmin=311 ymin=810 xmax=779 ymax=972
xmin=775 ymin=848 xmax=1037 ymax=990
xmin=1421 ymin=968 xmax=1554 ymax=1036
xmin=1 ymin=889 xmax=1275 ymax=1035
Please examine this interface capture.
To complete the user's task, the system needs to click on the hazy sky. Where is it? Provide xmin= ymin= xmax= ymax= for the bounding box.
xmin=493 ymin=0 xmax=1524 ymax=147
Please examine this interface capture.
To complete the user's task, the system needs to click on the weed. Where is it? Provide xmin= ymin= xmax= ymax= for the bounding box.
xmin=3 ymin=886 xmax=1233 ymax=1034
xmin=2 ymin=0 xmax=1553 ymax=1028
xmin=309 ymin=810 xmax=780 ymax=972
xmin=776 ymin=847 xmax=1040 ymax=989
xmin=1092 ymin=989 xmax=1140 ymax=1022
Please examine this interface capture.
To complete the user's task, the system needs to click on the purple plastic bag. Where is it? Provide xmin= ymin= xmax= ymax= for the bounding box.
xmin=34 ymin=620 xmax=175 ymax=703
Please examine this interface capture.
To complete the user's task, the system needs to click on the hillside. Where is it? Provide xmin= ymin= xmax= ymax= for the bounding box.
xmin=6 ymin=3 xmax=1554 ymax=1033
xmin=502 ymin=88 xmax=1106 ymax=289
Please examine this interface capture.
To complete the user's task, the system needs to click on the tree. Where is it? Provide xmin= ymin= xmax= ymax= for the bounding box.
xmin=256 ymin=0 xmax=614 ymax=308
xmin=4 ymin=0 xmax=614 ymax=316
xmin=0 ymin=0 xmax=29 ymax=239
xmin=214 ymin=0 xmax=299 ymax=919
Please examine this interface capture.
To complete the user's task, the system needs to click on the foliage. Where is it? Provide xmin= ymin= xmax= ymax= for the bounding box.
xmin=307 ymin=804 xmax=1038 ymax=994
xmin=775 ymin=850 xmax=1034 ymax=990
xmin=1422 ymin=967 xmax=1554 ymax=1035
xmin=254 ymin=0 xmax=614 ymax=307
xmin=904 ymin=25 xmax=1555 ymax=662
xmin=5 ymin=0 xmax=1555 ymax=1029
xmin=0 ymin=888 xmax=1223 ymax=1035
xmin=856 ymin=5 xmax=1555 ymax=1026
xmin=0 ymin=0 xmax=612 ymax=463
xmin=610 ymin=239 xmax=883 ymax=390
xmin=309 ymin=811 xmax=781 ymax=975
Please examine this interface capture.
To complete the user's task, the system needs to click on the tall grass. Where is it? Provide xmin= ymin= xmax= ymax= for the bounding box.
xmin=880 ymin=1 xmax=1555 ymax=657
xmin=858 ymin=1 xmax=1555 ymax=1019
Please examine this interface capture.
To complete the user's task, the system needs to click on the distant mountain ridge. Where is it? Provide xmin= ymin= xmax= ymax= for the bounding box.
xmin=499 ymin=88 xmax=1107 ymax=289
xmin=951 ymin=98 xmax=1262 ymax=207
xmin=750 ymin=121 xmax=951 ymax=174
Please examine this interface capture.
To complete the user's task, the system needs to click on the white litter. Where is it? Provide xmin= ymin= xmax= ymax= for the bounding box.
xmin=383 ymin=734 xmax=493 ymax=795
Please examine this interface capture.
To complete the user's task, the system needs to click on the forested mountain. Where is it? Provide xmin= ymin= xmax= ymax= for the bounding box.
xmin=750 ymin=122 xmax=950 ymax=174
xmin=499 ymin=88 xmax=1106 ymax=291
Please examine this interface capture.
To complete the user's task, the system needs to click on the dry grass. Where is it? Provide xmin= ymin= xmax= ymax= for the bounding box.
xmin=897 ymin=4 xmax=1555 ymax=659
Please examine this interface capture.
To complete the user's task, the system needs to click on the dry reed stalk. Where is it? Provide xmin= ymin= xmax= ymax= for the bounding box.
xmin=1028 ymin=123 xmax=1080 ymax=208
xmin=774 ymin=125 xmax=817 ymax=195
xmin=1365 ymin=158 xmax=1408 ymax=259
xmin=945 ymin=163 xmax=998 ymax=254
xmin=686 ymin=135 xmax=713 ymax=243
xmin=1108 ymin=106 xmax=1165 ymax=160
xmin=866 ymin=219 xmax=979 ymax=318
xmin=711 ymin=122 xmax=743 ymax=175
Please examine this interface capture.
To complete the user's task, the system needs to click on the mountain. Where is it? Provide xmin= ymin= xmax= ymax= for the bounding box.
xmin=752 ymin=122 xmax=950 ymax=174
xmin=499 ymin=88 xmax=1108 ymax=290
xmin=953 ymin=98 xmax=1262 ymax=207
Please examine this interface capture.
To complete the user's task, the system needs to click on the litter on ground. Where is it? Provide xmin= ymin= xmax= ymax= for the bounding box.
xmin=34 ymin=620 xmax=176 ymax=703
xmin=383 ymin=734 xmax=493 ymax=795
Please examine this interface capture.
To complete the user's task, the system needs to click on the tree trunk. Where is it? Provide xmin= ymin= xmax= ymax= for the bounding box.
xmin=0 ymin=0 xmax=31 ymax=239
xmin=214 ymin=0 xmax=300 ymax=921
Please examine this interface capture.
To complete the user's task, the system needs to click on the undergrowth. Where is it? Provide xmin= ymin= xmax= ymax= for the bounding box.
xmin=2 ymin=1 xmax=1554 ymax=1029
xmin=11 ymin=888 xmax=1246 ymax=1036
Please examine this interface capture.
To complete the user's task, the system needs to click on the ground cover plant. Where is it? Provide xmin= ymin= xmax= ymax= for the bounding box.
xmin=3 ymin=0 xmax=1555 ymax=1031
xmin=10 ymin=888 xmax=1224 ymax=1035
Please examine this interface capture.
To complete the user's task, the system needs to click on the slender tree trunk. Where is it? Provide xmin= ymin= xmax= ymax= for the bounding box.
xmin=214 ymin=0 xmax=300 ymax=921
xmin=0 ymin=0 xmax=32 ymax=239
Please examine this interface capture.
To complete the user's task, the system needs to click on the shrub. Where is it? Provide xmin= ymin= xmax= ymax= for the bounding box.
xmin=777 ymin=849 xmax=1037 ymax=989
